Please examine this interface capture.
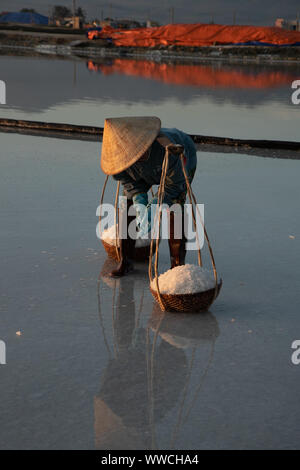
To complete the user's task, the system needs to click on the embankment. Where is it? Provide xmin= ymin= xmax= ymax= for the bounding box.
xmin=0 ymin=29 xmax=300 ymax=63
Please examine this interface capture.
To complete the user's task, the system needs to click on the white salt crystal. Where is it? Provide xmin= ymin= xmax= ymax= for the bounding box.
xmin=150 ymin=264 xmax=216 ymax=295
xmin=101 ymin=224 xmax=119 ymax=245
xmin=101 ymin=224 xmax=150 ymax=248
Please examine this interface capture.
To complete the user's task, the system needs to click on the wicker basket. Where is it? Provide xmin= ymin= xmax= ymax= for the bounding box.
xmin=149 ymin=145 xmax=222 ymax=313
xmin=99 ymin=177 xmax=156 ymax=263
xmin=101 ymin=238 xmax=152 ymax=262
xmin=150 ymin=280 xmax=222 ymax=313
xmin=101 ymin=239 xmax=119 ymax=261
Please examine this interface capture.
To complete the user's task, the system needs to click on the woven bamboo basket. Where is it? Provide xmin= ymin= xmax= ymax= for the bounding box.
xmin=101 ymin=238 xmax=152 ymax=262
xmin=101 ymin=238 xmax=119 ymax=260
xmin=99 ymin=176 xmax=155 ymax=263
xmin=149 ymin=143 xmax=222 ymax=313
xmin=150 ymin=280 xmax=222 ymax=313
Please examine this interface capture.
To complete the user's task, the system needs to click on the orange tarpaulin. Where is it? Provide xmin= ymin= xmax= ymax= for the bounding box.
xmin=88 ymin=25 xmax=116 ymax=40
xmin=95 ymin=23 xmax=300 ymax=47
xmin=87 ymin=59 xmax=298 ymax=89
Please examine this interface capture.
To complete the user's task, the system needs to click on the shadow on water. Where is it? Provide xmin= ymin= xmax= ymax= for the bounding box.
xmin=96 ymin=258 xmax=219 ymax=450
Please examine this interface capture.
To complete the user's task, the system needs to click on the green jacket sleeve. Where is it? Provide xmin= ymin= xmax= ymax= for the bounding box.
xmin=113 ymin=171 xmax=151 ymax=199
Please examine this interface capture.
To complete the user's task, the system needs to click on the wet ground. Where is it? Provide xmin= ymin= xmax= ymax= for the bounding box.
xmin=0 ymin=132 xmax=299 ymax=449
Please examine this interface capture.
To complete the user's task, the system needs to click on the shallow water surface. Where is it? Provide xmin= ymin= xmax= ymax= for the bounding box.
xmin=0 ymin=132 xmax=299 ymax=449
xmin=0 ymin=54 xmax=300 ymax=140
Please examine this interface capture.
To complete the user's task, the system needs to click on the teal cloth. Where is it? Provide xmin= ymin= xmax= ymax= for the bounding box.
xmin=116 ymin=128 xmax=197 ymax=238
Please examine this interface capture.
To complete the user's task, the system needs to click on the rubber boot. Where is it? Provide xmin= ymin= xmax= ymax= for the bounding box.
xmin=109 ymin=199 xmax=136 ymax=277
xmin=168 ymin=210 xmax=186 ymax=269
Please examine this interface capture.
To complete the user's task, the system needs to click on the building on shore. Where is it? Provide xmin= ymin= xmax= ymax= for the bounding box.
xmin=275 ymin=17 xmax=300 ymax=31
xmin=146 ymin=20 xmax=160 ymax=28
xmin=61 ymin=16 xmax=83 ymax=29
xmin=99 ymin=18 xmax=142 ymax=29
xmin=0 ymin=11 xmax=49 ymax=25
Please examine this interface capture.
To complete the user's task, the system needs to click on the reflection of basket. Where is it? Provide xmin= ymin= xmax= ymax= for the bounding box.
xmin=101 ymin=238 xmax=152 ymax=262
xmin=150 ymin=280 xmax=222 ymax=313
xmin=149 ymin=143 xmax=222 ymax=313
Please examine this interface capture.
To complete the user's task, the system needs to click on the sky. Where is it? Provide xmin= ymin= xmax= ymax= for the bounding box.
xmin=0 ymin=0 xmax=299 ymax=26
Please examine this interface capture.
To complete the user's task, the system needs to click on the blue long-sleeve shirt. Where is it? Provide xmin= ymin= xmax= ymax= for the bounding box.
xmin=113 ymin=128 xmax=197 ymax=206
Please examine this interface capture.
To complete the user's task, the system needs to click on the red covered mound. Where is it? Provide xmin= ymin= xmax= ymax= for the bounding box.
xmin=92 ymin=23 xmax=300 ymax=47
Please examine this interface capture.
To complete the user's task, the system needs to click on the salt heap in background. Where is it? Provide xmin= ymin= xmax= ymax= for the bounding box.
xmin=151 ymin=264 xmax=216 ymax=295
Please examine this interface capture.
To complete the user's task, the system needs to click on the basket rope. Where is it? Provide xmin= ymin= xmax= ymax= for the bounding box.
xmin=179 ymin=154 xmax=219 ymax=295
xmin=148 ymin=148 xmax=170 ymax=310
xmin=149 ymin=145 xmax=219 ymax=311
xmin=99 ymin=175 xmax=121 ymax=262
xmin=114 ymin=181 xmax=121 ymax=262
xmin=99 ymin=174 xmax=109 ymax=248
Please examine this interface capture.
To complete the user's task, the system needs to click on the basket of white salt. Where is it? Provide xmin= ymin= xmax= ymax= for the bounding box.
xmin=99 ymin=177 xmax=153 ymax=263
xmin=149 ymin=143 xmax=222 ymax=313
xmin=101 ymin=224 xmax=151 ymax=262
xmin=150 ymin=264 xmax=222 ymax=313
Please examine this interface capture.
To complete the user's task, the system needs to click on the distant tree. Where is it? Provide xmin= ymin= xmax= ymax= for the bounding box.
xmin=20 ymin=8 xmax=36 ymax=13
xmin=76 ymin=7 xmax=86 ymax=21
xmin=52 ymin=5 xmax=72 ymax=20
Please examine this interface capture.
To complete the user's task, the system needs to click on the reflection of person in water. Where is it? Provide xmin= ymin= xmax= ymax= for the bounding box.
xmin=95 ymin=262 xmax=187 ymax=449
xmin=149 ymin=305 xmax=219 ymax=449
xmin=95 ymin=260 xmax=219 ymax=450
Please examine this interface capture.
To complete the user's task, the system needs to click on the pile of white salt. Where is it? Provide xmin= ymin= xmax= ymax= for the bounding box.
xmin=101 ymin=224 xmax=150 ymax=248
xmin=150 ymin=264 xmax=216 ymax=295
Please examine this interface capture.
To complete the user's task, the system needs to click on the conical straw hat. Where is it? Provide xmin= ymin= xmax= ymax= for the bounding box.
xmin=101 ymin=116 xmax=161 ymax=175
